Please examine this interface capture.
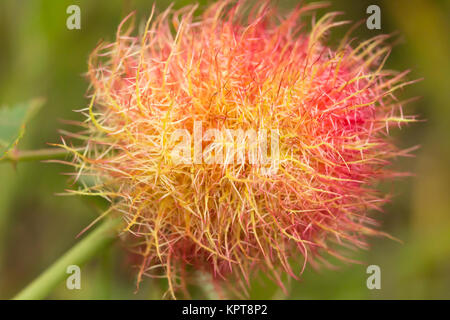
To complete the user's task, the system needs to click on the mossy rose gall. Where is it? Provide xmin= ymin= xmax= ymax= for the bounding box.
xmin=59 ymin=1 xmax=417 ymax=298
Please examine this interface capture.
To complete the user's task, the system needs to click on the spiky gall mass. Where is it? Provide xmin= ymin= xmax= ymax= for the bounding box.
xmin=60 ymin=1 xmax=417 ymax=298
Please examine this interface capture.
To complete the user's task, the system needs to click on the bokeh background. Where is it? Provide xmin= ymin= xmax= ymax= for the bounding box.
xmin=0 ymin=0 xmax=449 ymax=299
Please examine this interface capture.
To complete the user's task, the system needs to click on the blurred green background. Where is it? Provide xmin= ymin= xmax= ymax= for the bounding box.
xmin=0 ymin=0 xmax=449 ymax=299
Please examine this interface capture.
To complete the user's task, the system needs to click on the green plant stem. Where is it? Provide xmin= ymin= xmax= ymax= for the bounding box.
xmin=0 ymin=148 xmax=73 ymax=163
xmin=12 ymin=218 xmax=121 ymax=300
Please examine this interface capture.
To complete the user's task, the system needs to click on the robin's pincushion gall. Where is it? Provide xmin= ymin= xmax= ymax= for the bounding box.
xmin=60 ymin=1 xmax=417 ymax=298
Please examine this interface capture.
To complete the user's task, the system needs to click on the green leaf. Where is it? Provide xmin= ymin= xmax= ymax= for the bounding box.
xmin=0 ymin=98 xmax=44 ymax=159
